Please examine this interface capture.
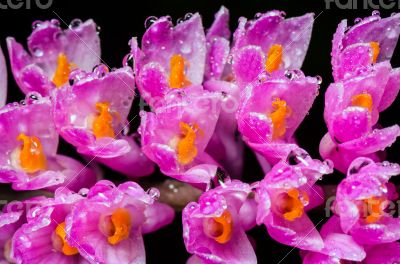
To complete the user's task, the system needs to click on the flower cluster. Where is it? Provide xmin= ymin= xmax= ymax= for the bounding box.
xmin=0 ymin=6 xmax=398 ymax=264
xmin=1 ymin=181 xmax=174 ymax=263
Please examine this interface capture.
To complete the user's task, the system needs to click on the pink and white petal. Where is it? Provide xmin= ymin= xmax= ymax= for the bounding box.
xmin=238 ymin=112 xmax=273 ymax=143
xmin=137 ymin=62 xmax=168 ymax=105
xmin=351 ymin=216 xmax=400 ymax=245
xmin=239 ymin=198 xmax=258 ymax=231
xmin=233 ymin=45 xmax=265 ymax=84
xmin=331 ymin=107 xmax=371 ymax=143
xmin=339 ymin=125 xmax=400 ymax=155
xmin=302 ymin=252 xmax=340 ymax=264
xmin=27 ymin=21 xmax=64 ymax=76
xmin=343 ymin=13 xmax=400 ymax=62
xmin=305 ymin=185 xmax=325 ymax=211
xmin=96 ymin=136 xmax=155 ymax=178
xmin=64 ymin=19 xmax=101 ymax=71
xmin=378 ymin=67 xmax=400 ymax=111
xmin=332 ymin=20 xmax=348 ymax=81
xmin=275 ymin=13 xmax=314 ymax=69
xmin=207 ymin=6 xmax=230 ymax=39
xmin=336 ymin=43 xmax=373 ymax=80
xmin=244 ymin=11 xmax=283 ymax=50
xmin=205 ymin=37 xmax=230 ymax=80
xmin=142 ymin=202 xmax=175 ymax=234
xmin=265 ymin=212 xmax=324 ymax=251
xmin=364 ymin=242 xmax=400 ymax=264
xmin=322 ymin=233 xmax=366 ymax=261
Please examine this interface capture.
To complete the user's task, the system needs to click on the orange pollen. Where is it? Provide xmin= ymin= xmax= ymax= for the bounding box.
xmin=370 ymin=42 xmax=380 ymax=64
xmin=52 ymin=53 xmax=75 ymax=88
xmin=177 ymin=122 xmax=200 ymax=165
xmin=203 ymin=210 xmax=233 ymax=244
xmin=92 ymin=102 xmax=115 ymax=139
xmin=269 ymin=98 xmax=291 ymax=140
xmin=17 ymin=133 xmax=47 ymax=173
xmin=265 ymin=44 xmax=283 ymax=73
xmin=363 ymin=197 xmax=386 ymax=224
xmin=169 ymin=54 xmax=191 ymax=89
xmin=280 ymin=188 xmax=309 ymax=221
xmin=351 ymin=93 xmax=373 ymax=112
xmin=107 ymin=208 xmax=132 ymax=245
xmin=54 ymin=222 xmax=79 ymax=256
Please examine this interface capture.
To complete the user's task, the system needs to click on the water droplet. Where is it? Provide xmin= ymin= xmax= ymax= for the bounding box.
xmin=69 ymin=18 xmax=82 ymax=29
xmin=79 ymin=188 xmax=89 ymax=197
xmin=177 ymin=17 xmax=184 ymax=24
xmin=123 ymin=53 xmax=134 ymax=68
xmin=93 ymin=64 xmax=109 ymax=78
xmin=184 ymin=13 xmax=193 ymax=20
xmin=51 ymin=19 xmax=60 ymax=27
xmin=254 ymin=12 xmax=262 ymax=19
xmin=284 ymin=70 xmax=294 ymax=80
xmin=144 ymin=16 xmax=158 ymax=29
xmin=372 ymin=10 xmax=380 ymax=16
xmin=280 ymin=11 xmax=286 ymax=18
xmin=147 ymin=187 xmax=160 ymax=200
xmin=354 ymin=17 xmax=362 ymax=24
xmin=227 ymin=54 xmax=233 ymax=65
xmin=26 ymin=92 xmax=41 ymax=104
xmin=315 ymin=75 xmax=322 ymax=84
xmin=32 ymin=20 xmax=42 ymax=30
xmin=53 ymin=31 xmax=65 ymax=41
xmin=32 ymin=47 xmax=43 ymax=57
xmin=96 ymin=25 xmax=101 ymax=35
xmin=391 ymin=12 xmax=398 ymax=17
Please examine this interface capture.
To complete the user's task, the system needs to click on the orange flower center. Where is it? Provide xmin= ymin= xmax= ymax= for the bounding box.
xmin=169 ymin=54 xmax=191 ymax=89
xmin=92 ymin=102 xmax=115 ymax=139
xmin=177 ymin=122 xmax=200 ymax=165
xmin=17 ymin=133 xmax=47 ymax=173
xmin=53 ymin=222 xmax=79 ymax=256
xmin=203 ymin=210 xmax=233 ymax=244
xmin=362 ymin=197 xmax=386 ymax=224
xmin=370 ymin=42 xmax=380 ymax=64
xmin=269 ymin=98 xmax=291 ymax=140
xmin=265 ymin=44 xmax=283 ymax=73
xmin=52 ymin=53 xmax=75 ymax=88
xmin=278 ymin=188 xmax=309 ymax=221
xmin=351 ymin=93 xmax=373 ymax=112
xmin=103 ymin=208 xmax=132 ymax=245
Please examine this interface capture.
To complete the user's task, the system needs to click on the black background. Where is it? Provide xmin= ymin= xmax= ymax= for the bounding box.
xmin=0 ymin=0 xmax=399 ymax=263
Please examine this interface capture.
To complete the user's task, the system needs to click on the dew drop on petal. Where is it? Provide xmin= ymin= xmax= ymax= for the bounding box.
xmin=315 ymin=75 xmax=322 ymax=84
xmin=51 ymin=19 xmax=60 ymax=27
xmin=69 ymin=18 xmax=82 ymax=29
xmin=354 ymin=17 xmax=362 ymax=24
xmin=26 ymin=92 xmax=41 ymax=104
xmin=254 ymin=12 xmax=262 ymax=19
xmin=32 ymin=20 xmax=42 ymax=30
xmin=147 ymin=187 xmax=160 ymax=200
xmin=372 ymin=10 xmax=380 ymax=16
xmin=32 ymin=48 xmax=43 ymax=57
xmin=184 ymin=13 xmax=193 ymax=20
xmin=79 ymin=188 xmax=89 ymax=197
xmin=144 ymin=16 xmax=158 ymax=29
xmin=93 ymin=64 xmax=109 ymax=78
xmin=284 ymin=70 xmax=294 ymax=80
xmin=123 ymin=53 xmax=134 ymax=68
